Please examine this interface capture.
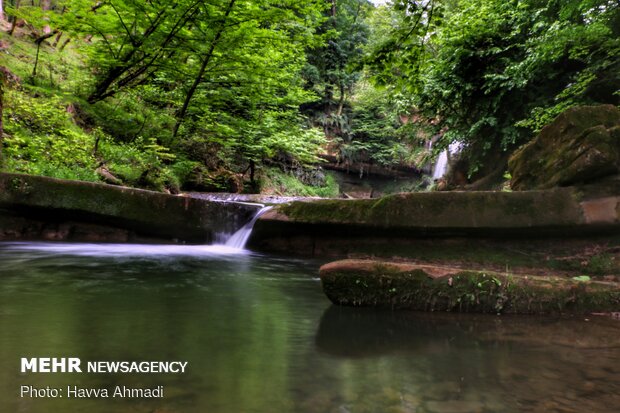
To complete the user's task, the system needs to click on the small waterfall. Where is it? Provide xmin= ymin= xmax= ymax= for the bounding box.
xmin=432 ymin=150 xmax=449 ymax=180
xmin=223 ymin=206 xmax=273 ymax=249
xmin=432 ymin=142 xmax=462 ymax=180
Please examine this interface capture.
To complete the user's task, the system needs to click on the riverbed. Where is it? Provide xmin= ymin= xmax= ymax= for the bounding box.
xmin=0 ymin=242 xmax=619 ymax=413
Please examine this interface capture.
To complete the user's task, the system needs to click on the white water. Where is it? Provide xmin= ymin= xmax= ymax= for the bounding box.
xmin=432 ymin=142 xmax=463 ymax=180
xmin=3 ymin=242 xmax=248 ymax=257
xmin=432 ymin=151 xmax=448 ymax=180
xmin=3 ymin=205 xmax=273 ymax=257
xmin=224 ymin=206 xmax=273 ymax=249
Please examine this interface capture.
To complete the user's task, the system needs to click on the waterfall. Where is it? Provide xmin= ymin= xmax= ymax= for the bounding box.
xmin=432 ymin=150 xmax=449 ymax=180
xmin=223 ymin=206 xmax=273 ymax=249
xmin=432 ymin=142 xmax=462 ymax=180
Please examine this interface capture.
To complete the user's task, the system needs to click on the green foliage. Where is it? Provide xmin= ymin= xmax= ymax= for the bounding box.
xmin=302 ymin=0 xmax=373 ymax=136
xmin=2 ymin=87 xmax=182 ymax=191
xmin=0 ymin=25 xmax=89 ymax=92
xmin=1 ymin=0 xmax=335 ymax=193
xmin=3 ymin=89 xmax=99 ymax=181
xmin=87 ymin=86 xmax=176 ymax=145
xmin=344 ymin=81 xmax=419 ymax=167
xmin=367 ymin=0 xmax=620 ymax=173
xmin=260 ymin=168 xmax=339 ymax=197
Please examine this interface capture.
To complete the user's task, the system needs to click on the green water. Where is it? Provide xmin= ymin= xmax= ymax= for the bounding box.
xmin=0 ymin=242 xmax=619 ymax=413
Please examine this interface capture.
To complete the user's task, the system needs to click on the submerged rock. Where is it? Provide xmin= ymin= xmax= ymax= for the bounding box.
xmin=509 ymin=105 xmax=620 ymax=190
xmin=319 ymin=259 xmax=620 ymax=314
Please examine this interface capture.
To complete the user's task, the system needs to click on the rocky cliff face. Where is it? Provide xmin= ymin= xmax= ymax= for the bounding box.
xmin=509 ymin=105 xmax=620 ymax=190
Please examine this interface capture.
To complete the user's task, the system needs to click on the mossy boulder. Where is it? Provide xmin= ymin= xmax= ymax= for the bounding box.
xmin=509 ymin=105 xmax=620 ymax=190
xmin=319 ymin=259 xmax=620 ymax=314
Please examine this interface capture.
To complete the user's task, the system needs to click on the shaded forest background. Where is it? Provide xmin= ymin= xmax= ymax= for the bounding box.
xmin=0 ymin=0 xmax=617 ymax=195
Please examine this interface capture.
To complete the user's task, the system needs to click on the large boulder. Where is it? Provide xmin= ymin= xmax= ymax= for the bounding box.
xmin=509 ymin=105 xmax=620 ymax=190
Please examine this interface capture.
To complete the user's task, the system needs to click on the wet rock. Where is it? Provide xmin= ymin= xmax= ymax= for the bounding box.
xmin=509 ymin=105 xmax=620 ymax=190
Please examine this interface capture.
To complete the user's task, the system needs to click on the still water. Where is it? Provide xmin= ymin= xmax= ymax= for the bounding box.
xmin=0 ymin=242 xmax=619 ymax=413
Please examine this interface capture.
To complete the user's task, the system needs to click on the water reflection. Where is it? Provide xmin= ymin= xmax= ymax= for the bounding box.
xmin=0 ymin=242 xmax=619 ymax=413
xmin=314 ymin=306 xmax=620 ymax=413
xmin=316 ymin=306 xmax=620 ymax=356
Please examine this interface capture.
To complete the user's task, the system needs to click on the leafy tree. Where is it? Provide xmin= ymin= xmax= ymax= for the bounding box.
xmin=163 ymin=0 xmax=327 ymax=184
xmin=367 ymin=0 xmax=620 ymax=176
xmin=302 ymin=0 xmax=373 ymax=137
xmin=78 ymin=0 xmax=203 ymax=103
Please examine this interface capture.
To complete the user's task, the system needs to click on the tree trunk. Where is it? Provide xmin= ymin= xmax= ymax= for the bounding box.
xmin=8 ymin=0 xmax=20 ymax=35
xmin=172 ymin=0 xmax=236 ymax=139
xmin=32 ymin=30 xmax=58 ymax=80
xmin=336 ymin=83 xmax=345 ymax=116
xmin=0 ymin=67 xmax=5 ymax=169
xmin=0 ymin=0 xmax=4 ymax=22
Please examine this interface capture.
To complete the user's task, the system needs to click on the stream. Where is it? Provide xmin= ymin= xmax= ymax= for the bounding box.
xmin=0 ymin=242 xmax=619 ymax=413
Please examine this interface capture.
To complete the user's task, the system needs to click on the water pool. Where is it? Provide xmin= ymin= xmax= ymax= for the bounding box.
xmin=0 ymin=242 xmax=618 ymax=413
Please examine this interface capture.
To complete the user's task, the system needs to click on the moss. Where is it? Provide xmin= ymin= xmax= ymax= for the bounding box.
xmin=509 ymin=105 xmax=620 ymax=190
xmin=258 ymin=168 xmax=340 ymax=197
xmin=280 ymin=198 xmax=374 ymax=223
xmin=548 ymin=251 xmax=620 ymax=275
xmin=277 ymin=189 xmax=585 ymax=230
xmin=320 ymin=260 xmax=620 ymax=314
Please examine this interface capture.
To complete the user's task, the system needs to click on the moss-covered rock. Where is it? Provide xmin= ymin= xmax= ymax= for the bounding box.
xmin=0 ymin=172 xmax=256 ymax=242
xmin=509 ymin=105 xmax=620 ymax=190
xmin=319 ymin=259 xmax=620 ymax=314
xmin=276 ymin=189 xmax=588 ymax=230
xmin=249 ymin=188 xmax=620 ymax=260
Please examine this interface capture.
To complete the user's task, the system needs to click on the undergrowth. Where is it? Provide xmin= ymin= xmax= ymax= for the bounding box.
xmin=260 ymin=167 xmax=340 ymax=197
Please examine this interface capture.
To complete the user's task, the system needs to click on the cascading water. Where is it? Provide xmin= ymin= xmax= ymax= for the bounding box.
xmin=223 ymin=206 xmax=273 ymax=249
xmin=432 ymin=142 xmax=463 ymax=180
xmin=432 ymin=151 xmax=449 ymax=180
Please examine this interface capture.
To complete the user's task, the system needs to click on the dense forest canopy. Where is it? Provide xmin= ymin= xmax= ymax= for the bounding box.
xmin=0 ymin=0 xmax=617 ymax=194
